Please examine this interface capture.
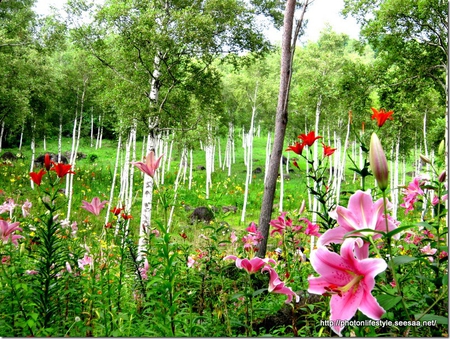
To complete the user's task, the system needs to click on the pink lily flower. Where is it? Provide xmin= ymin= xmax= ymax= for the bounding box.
xmin=230 ymin=231 xmax=238 ymax=243
xmin=187 ymin=256 xmax=195 ymax=268
xmin=242 ymin=233 xmax=261 ymax=250
xmin=139 ymin=258 xmax=150 ymax=279
xmin=400 ymin=177 xmax=424 ymax=214
xmin=81 ymin=197 xmax=109 ymax=216
xmin=319 ymin=190 xmax=398 ymax=259
xmin=132 ymin=151 xmax=163 ymax=178
xmin=22 ymin=199 xmax=32 ymax=218
xmin=269 ymin=212 xmax=292 ymax=236
xmin=420 ymin=244 xmax=437 ymax=262
xmin=0 ymin=220 xmax=23 ymax=246
xmin=78 ymin=254 xmax=93 ymax=270
xmin=223 ymin=255 xmax=276 ymax=274
xmin=0 ymin=199 xmax=16 ymax=218
xmin=308 ymin=238 xmax=387 ymax=336
xmin=261 ymin=265 xmax=300 ymax=303
xmin=301 ymin=218 xmax=321 ymax=237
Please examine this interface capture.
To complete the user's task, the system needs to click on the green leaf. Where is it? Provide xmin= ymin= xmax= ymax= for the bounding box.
xmin=415 ymin=314 xmax=448 ymax=325
xmin=392 ymin=256 xmax=418 ymax=266
xmin=252 ymin=288 xmax=267 ymax=297
xmin=376 ymin=294 xmax=402 ymax=311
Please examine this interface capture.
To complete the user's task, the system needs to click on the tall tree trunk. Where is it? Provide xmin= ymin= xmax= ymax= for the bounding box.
xmin=0 ymin=120 xmax=4 ymax=152
xmin=256 ymin=0 xmax=309 ymax=258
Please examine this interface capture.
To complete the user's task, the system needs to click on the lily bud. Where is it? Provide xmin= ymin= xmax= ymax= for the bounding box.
xmin=419 ymin=154 xmax=432 ymax=165
xmin=369 ymin=133 xmax=389 ymax=191
xmin=438 ymin=170 xmax=446 ymax=183
xmin=438 ymin=140 xmax=445 ymax=155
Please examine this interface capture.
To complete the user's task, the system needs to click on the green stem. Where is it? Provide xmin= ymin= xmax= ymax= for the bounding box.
xmin=381 ymin=189 xmax=415 ymax=335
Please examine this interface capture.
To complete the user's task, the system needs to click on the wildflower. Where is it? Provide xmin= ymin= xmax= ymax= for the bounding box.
xmin=132 ymin=151 xmax=163 ymax=178
xmin=187 ymin=256 xmax=195 ymax=268
xmin=230 ymin=231 xmax=237 ymax=243
xmin=29 ymin=169 xmax=46 ymax=186
xmin=369 ymin=133 xmax=389 ymax=191
xmin=400 ymin=177 xmax=424 ymax=214
xmin=139 ymin=258 xmax=149 ymax=279
xmin=269 ymin=212 xmax=292 ymax=236
xmin=286 ymin=142 xmax=305 ymax=155
xmin=2 ymin=256 xmax=10 ymax=265
xmin=26 ymin=270 xmax=39 ymax=275
xmin=0 ymin=220 xmax=23 ymax=246
xmin=370 ymin=107 xmax=393 ymax=127
xmin=21 ymin=199 xmax=32 ymax=218
xmin=223 ymin=255 xmax=276 ymax=274
xmin=308 ymin=238 xmax=387 ymax=336
xmin=0 ymin=199 xmax=16 ymax=216
xmin=246 ymin=222 xmax=258 ymax=234
xmin=242 ymin=233 xmax=261 ymax=250
xmin=439 ymin=251 xmax=448 ymax=260
xmin=44 ymin=153 xmax=52 ymax=171
xmin=180 ymin=232 xmax=188 ymax=240
xmin=110 ymin=206 xmax=123 ymax=216
xmin=292 ymin=159 xmax=300 ymax=169
xmin=319 ymin=190 xmax=398 ymax=259
xmin=81 ymin=197 xmax=108 ymax=216
xmin=121 ymin=213 xmax=133 ymax=220
xmin=51 ymin=163 xmax=75 ymax=178
xmin=66 ymin=262 xmax=73 ymax=273
xmin=420 ymin=244 xmax=437 ymax=262
xmin=322 ymin=143 xmax=337 ymax=157
xmin=298 ymin=131 xmax=322 ymax=146
xmin=301 ymin=218 xmax=321 ymax=237
xmin=78 ymin=254 xmax=93 ymax=270
xmin=261 ymin=265 xmax=299 ymax=303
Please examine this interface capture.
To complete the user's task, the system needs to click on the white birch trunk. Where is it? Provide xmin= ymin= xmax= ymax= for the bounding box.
xmin=279 ymin=156 xmax=284 ymax=212
xmin=188 ymin=149 xmax=193 ymax=190
xmin=335 ymin=114 xmax=351 ymax=206
xmin=168 ymin=149 xmax=186 ymax=230
xmin=58 ymin=116 xmax=62 ymax=163
xmin=90 ymin=108 xmax=94 ymax=148
xmin=0 ymin=121 xmax=4 ymax=152
xmin=29 ymin=120 xmax=36 ymax=189
xmin=19 ymin=124 xmax=24 ymax=151
xmin=105 ymin=135 xmax=123 ymax=229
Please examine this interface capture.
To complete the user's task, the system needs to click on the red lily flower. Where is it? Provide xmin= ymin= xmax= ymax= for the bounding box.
xmin=121 ymin=213 xmax=133 ymax=220
xmin=322 ymin=143 xmax=337 ymax=157
xmin=51 ymin=163 xmax=75 ymax=178
xmin=298 ymin=131 xmax=322 ymax=146
xmin=293 ymin=159 xmax=300 ymax=169
xmin=286 ymin=142 xmax=305 ymax=155
xmin=30 ymin=169 xmax=46 ymax=186
xmin=370 ymin=107 xmax=393 ymax=127
xmin=111 ymin=207 xmax=123 ymax=216
xmin=44 ymin=153 xmax=52 ymax=171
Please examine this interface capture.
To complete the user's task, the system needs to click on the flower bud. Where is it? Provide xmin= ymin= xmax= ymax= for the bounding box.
xmin=438 ymin=140 xmax=445 ymax=155
xmin=438 ymin=170 xmax=446 ymax=183
xmin=369 ymin=133 xmax=389 ymax=191
xmin=419 ymin=154 xmax=432 ymax=165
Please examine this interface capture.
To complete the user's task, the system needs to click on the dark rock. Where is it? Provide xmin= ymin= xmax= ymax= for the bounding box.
xmin=222 ymin=205 xmax=237 ymax=213
xmin=252 ymin=167 xmax=262 ymax=174
xmin=34 ymin=153 xmax=68 ymax=166
xmin=64 ymin=151 xmax=87 ymax=160
xmin=196 ymin=165 xmax=206 ymax=170
xmin=0 ymin=151 xmax=17 ymax=161
xmin=189 ymin=206 xmax=214 ymax=224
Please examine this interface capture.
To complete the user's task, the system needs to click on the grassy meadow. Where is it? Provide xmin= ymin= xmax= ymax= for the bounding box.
xmin=0 ymin=132 xmax=447 ymax=337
